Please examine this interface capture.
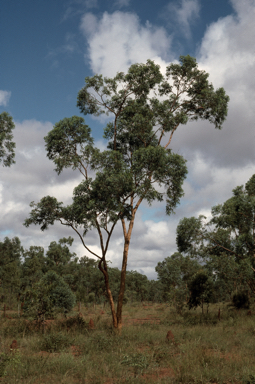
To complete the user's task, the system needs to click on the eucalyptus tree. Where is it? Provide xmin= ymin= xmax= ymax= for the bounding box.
xmin=46 ymin=237 xmax=76 ymax=272
xmin=125 ymin=270 xmax=149 ymax=302
xmin=21 ymin=246 xmax=46 ymax=290
xmin=156 ymin=252 xmax=201 ymax=305
xmin=176 ymin=174 xmax=255 ymax=298
xmin=0 ymin=237 xmax=22 ymax=303
xmin=24 ymin=55 xmax=229 ymax=331
xmin=188 ymin=270 xmax=214 ymax=313
xmin=0 ymin=112 xmax=15 ymax=167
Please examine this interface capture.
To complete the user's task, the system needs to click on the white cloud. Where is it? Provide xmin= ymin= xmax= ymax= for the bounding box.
xmin=198 ymin=5 xmax=255 ymax=88
xmin=0 ymin=90 xmax=11 ymax=107
xmin=114 ymin=0 xmax=130 ymax=8
xmin=80 ymin=11 xmax=172 ymax=76
xmin=163 ymin=0 xmax=200 ymax=38
xmin=80 ymin=12 xmax=98 ymax=36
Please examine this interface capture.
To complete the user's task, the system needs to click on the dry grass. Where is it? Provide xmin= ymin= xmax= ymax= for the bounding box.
xmin=0 ymin=302 xmax=254 ymax=383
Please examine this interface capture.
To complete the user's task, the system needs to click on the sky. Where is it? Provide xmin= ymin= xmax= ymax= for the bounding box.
xmin=1 ymin=0 xmax=255 ymax=279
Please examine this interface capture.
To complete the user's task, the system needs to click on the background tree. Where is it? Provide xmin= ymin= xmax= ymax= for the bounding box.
xmin=23 ymin=270 xmax=76 ymax=321
xmin=24 ymin=56 xmax=229 ymax=331
xmin=0 ymin=237 xmax=22 ymax=305
xmin=156 ymin=252 xmax=201 ymax=306
xmin=0 ymin=112 xmax=15 ymax=167
xmin=176 ymin=174 xmax=255 ymax=301
xmin=125 ymin=270 xmax=149 ymax=303
xmin=146 ymin=279 xmax=165 ymax=303
xmin=45 ymin=237 xmax=76 ymax=274
xmin=21 ymin=246 xmax=46 ymax=291
xmin=76 ymin=256 xmax=104 ymax=304
xmin=188 ymin=270 xmax=214 ymax=313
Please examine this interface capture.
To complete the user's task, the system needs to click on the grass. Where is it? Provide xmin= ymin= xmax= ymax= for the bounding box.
xmin=0 ymin=302 xmax=254 ymax=383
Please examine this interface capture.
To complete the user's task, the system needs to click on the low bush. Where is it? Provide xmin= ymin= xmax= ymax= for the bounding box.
xmin=232 ymin=291 xmax=250 ymax=309
xmin=39 ymin=332 xmax=74 ymax=353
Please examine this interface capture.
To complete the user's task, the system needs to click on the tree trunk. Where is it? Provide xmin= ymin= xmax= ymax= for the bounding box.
xmin=98 ymin=259 xmax=118 ymax=329
xmin=116 ymin=214 xmax=136 ymax=331
xmin=116 ymin=237 xmax=130 ymax=331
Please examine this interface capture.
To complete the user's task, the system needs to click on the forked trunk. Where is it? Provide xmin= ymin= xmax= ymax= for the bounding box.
xmin=99 ymin=211 xmax=136 ymax=332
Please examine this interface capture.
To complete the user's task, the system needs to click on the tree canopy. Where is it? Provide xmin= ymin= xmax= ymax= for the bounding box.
xmin=176 ymin=174 xmax=255 ymax=298
xmin=24 ymin=55 xmax=229 ymax=330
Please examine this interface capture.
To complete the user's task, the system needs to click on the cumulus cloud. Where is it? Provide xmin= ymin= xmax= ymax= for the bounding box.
xmin=80 ymin=11 xmax=172 ymax=76
xmin=61 ymin=0 xmax=98 ymax=24
xmin=166 ymin=0 xmax=255 ymax=171
xmin=162 ymin=0 xmax=200 ymax=38
xmin=0 ymin=91 xmax=11 ymax=107
xmin=0 ymin=119 xmax=80 ymax=248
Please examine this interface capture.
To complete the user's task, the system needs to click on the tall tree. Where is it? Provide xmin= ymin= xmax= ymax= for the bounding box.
xmin=0 ymin=237 xmax=22 ymax=303
xmin=0 ymin=112 xmax=15 ymax=167
xmin=24 ymin=56 xmax=229 ymax=331
xmin=21 ymin=246 xmax=45 ymax=291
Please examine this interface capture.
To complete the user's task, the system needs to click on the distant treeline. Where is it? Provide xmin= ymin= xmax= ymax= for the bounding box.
xmin=0 ymin=236 xmax=165 ymax=309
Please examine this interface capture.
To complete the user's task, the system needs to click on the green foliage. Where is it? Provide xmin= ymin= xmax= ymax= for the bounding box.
xmin=25 ymin=55 xmax=229 ymax=238
xmin=23 ymin=270 xmax=75 ymax=319
xmin=232 ymin=291 xmax=250 ymax=309
xmin=188 ymin=271 xmax=214 ymax=310
xmin=0 ymin=237 xmax=22 ymax=301
xmin=44 ymin=116 xmax=94 ymax=175
xmin=176 ymin=174 xmax=255 ymax=300
xmin=176 ymin=216 xmax=204 ymax=256
xmin=21 ymin=246 xmax=45 ymax=291
xmin=24 ymin=56 xmax=229 ymax=327
xmin=156 ymin=252 xmax=201 ymax=305
xmin=45 ymin=237 xmax=76 ymax=274
xmin=125 ymin=270 xmax=149 ymax=302
xmin=0 ymin=112 xmax=15 ymax=167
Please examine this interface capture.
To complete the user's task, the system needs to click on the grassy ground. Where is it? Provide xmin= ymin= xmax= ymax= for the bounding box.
xmin=0 ymin=302 xmax=254 ymax=383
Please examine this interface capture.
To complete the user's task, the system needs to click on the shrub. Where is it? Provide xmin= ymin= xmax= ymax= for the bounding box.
xmin=40 ymin=332 xmax=73 ymax=352
xmin=23 ymin=270 xmax=76 ymax=320
xmin=232 ymin=291 xmax=250 ymax=309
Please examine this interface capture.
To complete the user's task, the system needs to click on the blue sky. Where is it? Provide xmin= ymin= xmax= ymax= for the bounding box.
xmin=1 ymin=0 xmax=255 ymax=278
xmin=2 ymin=0 xmax=233 ymax=124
